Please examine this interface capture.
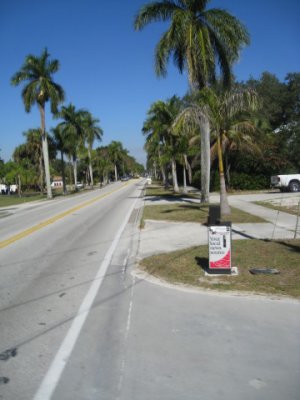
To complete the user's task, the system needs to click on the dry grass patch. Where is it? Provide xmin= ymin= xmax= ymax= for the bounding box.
xmin=140 ymin=239 xmax=300 ymax=298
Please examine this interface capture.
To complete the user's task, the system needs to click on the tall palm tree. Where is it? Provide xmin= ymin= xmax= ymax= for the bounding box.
xmin=96 ymin=146 xmax=113 ymax=185
xmin=57 ymin=103 xmax=87 ymax=189
xmin=143 ymin=106 xmax=169 ymax=187
xmin=179 ymin=87 xmax=258 ymax=217
xmin=107 ymin=141 xmax=126 ymax=182
xmin=51 ymin=125 xmax=69 ymax=194
xmin=208 ymin=87 xmax=258 ymax=216
xmin=144 ymin=133 xmax=165 ymax=183
xmin=11 ymin=48 xmax=65 ymax=199
xmin=142 ymin=96 xmax=182 ymax=192
xmin=23 ymin=129 xmax=44 ymax=192
xmin=134 ymin=0 xmax=250 ymax=202
xmin=82 ymin=113 xmax=103 ymax=187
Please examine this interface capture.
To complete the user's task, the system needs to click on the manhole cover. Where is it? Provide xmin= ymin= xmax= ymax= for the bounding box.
xmin=249 ymin=268 xmax=280 ymax=275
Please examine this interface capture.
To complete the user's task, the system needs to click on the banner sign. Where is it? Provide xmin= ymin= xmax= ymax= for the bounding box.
xmin=208 ymin=225 xmax=231 ymax=270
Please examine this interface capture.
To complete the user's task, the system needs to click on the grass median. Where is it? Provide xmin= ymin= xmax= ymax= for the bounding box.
xmin=140 ymin=184 xmax=300 ymax=298
xmin=142 ymin=203 xmax=266 ymax=225
xmin=139 ymin=239 xmax=300 ymax=298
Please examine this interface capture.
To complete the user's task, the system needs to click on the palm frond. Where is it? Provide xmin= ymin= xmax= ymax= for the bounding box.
xmin=134 ymin=0 xmax=181 ymax=30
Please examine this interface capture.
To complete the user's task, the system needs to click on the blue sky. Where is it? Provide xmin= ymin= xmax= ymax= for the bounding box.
xmin=0 ymin=0 xmax=299 ymax=165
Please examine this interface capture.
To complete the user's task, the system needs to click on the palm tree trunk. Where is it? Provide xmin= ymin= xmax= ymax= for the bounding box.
xmin=18 ymin=174 xmax=21 ymax=197
xmin=88 ymin=147 xmax=94 ymax=187
xmin=39 ymin=104 xmax=52 ymax=199
xmin=73 ymin=155 xmax=78 ymax=189
xmin=184 ymin=154 xmax=192 ymax=184
xmin=225 ymin=152 xmax=231 ymax=188
xmin=154 ymin=161 xmax=157 ymax=179
xmin=60 ymin=151 xmax=67 ymax=194
xmin=200 ymin=116 xmax=210 ymax=203
xmin=158 ymin=150 xmax=167 ymax=187
xmin=171 ymin=157 xmax=179 ymax=193
xmin=39 ymin=153 xmax=44 ymax=194
xmin=160 ymin=165 xmax=166 ymax=187
xmin=68 ymin=155 xmax=73 ymax=185
xmin=114 ymin=164 xmax=118 ymax=181
xmin=217 ymin=135 xmax=231 ymax=218
xmin=183 ymin=165 xmax=187 ymax=194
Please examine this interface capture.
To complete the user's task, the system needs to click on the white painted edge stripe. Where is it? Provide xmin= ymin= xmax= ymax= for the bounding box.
xmin=33 ymin=197 xmax=139 ymax=400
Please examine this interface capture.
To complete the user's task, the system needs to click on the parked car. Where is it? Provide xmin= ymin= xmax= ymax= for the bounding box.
xmin=271 ymin=174 xmax=300 ymax=192
xmin=0 ymin=184 xmax=8 ymax=194
xmin=76 ymin=183 xmax=84 ymax=189
xmin=10 ymin=184 xmax=18 ymax=193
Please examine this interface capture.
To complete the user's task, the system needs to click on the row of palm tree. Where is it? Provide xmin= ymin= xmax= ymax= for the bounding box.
xmin=134 ymin=0 xmax=251 ymax=206
xmin=142 ymin=85 xmax=259 ymax=217
xmin=9 ymin=133 xmax=140 ymax=194
xmin=52 ymin=104 xmax=103 ymax=193
xmin=11 ymin=48 xmax=105 ymax=199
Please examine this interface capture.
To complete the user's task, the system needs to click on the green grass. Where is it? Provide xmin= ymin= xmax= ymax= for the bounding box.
xmin=139 ymin=239 xmax=300 ymax=298
xmin=0 ymin=187 xmax=86 ymax=208
xmin=0 ymin=194 xmax=46 ymax=207
xmin=255 ymin=201 xmax=300 ymax=216
xmin=142 ymin=203 xmax=266 ymax=224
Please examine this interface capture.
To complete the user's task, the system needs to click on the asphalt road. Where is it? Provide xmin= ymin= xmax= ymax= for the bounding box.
xmin=0 ymin=180 xmax=144 ymax=399
xmin=0 ymin=183 xmax=299 ymax=400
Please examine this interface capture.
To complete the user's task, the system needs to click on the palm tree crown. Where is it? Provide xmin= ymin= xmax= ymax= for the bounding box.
xmin=134 ymin=0 xmax=250 ymax=89
xmin=11 ymin=48 xmax=65 ymax=113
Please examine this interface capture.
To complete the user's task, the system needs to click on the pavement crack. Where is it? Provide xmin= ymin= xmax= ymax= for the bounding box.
xmin=0 ymin=348 xmax=18 ymax=361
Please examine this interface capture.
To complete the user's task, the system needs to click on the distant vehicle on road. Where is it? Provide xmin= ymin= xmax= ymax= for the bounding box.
xmin=271 ymin=174 xmax=300 ymax=192
xmin=76 ymin=183 xmax=84 ymax=189
xmin=121 ymin=176 xmax=130 ymax=181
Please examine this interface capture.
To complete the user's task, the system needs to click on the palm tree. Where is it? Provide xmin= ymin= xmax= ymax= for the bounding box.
xmin=11 ymin=48 xmax=65 ymax=199
xmin=143 ymin=108 xmax=169 ymax=187
xmin=51 ymin=125 xmax=69 ymax=194
xmin=57 ymin=104 xmax=87 ymax=189
xmin=23 ymin=129 xmax=44 ymax=192
xmin=142 ymin=96 xmax=182 ymax=192
xmin=209 ymin=87 xmax=258 ymax=217
xmin=82 ymin=113 xmax=103 ymax=187
xmin=107 ymin=141 xmax=126 ymax=182
xmin=134 ymin=0 xmax=250 ymax=202
xmin=96 ymin=146 xmax=113 ymax=185
xmin=179 ymin=87 xmax=258 ymax=217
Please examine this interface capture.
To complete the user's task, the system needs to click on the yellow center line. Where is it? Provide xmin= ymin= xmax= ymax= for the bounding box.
xmin=0 ymin=182 xmax=131 ymax=249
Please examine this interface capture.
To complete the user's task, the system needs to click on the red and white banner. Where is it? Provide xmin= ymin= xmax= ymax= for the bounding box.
xmin=208 ymin=225 xmax=231 ymax=270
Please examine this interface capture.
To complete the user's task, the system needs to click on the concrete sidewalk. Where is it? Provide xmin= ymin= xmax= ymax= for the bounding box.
xmin=138 ymin=191 xmax=300 ymax=259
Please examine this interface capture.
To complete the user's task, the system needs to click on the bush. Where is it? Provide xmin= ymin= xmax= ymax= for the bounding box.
xmin=229 ymin=173 xmax=269 ymax=190
xmin=191 ymin=169 xmax=269 ymax=191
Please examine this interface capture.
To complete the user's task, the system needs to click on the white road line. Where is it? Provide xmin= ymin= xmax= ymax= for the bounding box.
xmin=33 ymin=197 xmax=138 ymax=400
xmin=117 ymin=271 xmax=136 ymax=398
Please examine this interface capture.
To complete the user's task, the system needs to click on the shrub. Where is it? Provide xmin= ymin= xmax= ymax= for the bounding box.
xmin=229 ymin=173 xmax=269 ymax=190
